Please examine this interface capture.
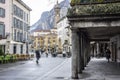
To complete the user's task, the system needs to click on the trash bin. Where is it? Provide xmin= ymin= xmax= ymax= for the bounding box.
xmin=63 ymin=54 xmax=66 ymax=57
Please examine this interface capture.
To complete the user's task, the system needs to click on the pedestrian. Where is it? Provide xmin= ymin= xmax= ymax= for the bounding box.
xmin=35 ymin=50 xmax=41 ymax=64
xmin=105 ymin=48 xmax=111 ymax=62
xmin=46 ymin=52 xmax=48 ymax=57
xmin=44 ymin=49 xmax=48 ymax=57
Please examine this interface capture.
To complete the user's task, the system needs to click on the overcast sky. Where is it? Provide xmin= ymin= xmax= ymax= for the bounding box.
xmin=23 ymin=0 xmax=64 ymax=25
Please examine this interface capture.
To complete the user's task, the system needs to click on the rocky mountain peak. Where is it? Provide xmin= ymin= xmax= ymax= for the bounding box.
xmin=30 ymin=0 xmax=70 ymax=32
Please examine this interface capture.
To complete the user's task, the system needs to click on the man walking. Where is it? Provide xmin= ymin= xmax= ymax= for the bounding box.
xmin=105 ymin=48 xmax=111 ymax=62
xmin=35 ymin=50 xmax=41 ymax=64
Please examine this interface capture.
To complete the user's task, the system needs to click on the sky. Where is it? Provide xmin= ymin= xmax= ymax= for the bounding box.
xmin=23 ymin=0 xmax=64 ymax=26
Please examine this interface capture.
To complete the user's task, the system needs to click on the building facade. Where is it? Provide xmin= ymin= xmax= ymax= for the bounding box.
xmin=56 ymin=0 xmax=71 ymax=53
xmin=57 ymin=17 xmax=71 ymax=53
xmin=32 ymin=30 xmax=58 ymax=52
xmin=0 ymin=0 xmax=31 ymax=54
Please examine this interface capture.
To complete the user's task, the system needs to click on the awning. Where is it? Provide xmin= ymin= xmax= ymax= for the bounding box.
xmin=0 ymin=39 xmax=23 ymax=45
xmin=10 ymin=41 xmax=23 ymax=44
xmin=0 ymin=39 xmax=7 ymax=45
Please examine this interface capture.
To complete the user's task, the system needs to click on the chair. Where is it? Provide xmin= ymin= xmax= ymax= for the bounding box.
xmin=12 ymin=54 xmax=17 ymax=62
xmin=4 ymin=55 xmax=11 ymax=63
xmin=16 ymin=54 xmax=20 ymax=60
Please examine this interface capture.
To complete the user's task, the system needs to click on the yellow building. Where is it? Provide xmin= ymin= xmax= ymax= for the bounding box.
xmin=32 ymin=30 xmax=61 ymax=52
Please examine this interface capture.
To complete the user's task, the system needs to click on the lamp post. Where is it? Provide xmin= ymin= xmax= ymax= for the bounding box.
xmin=6 ymin=40 xmax=10 ymax=54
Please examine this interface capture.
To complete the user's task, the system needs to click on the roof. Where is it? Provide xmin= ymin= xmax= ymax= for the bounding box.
xmin=17 ymin=0 xmax=32 ymax=11
xmin=34 ymin=30 xmax=51 ymax=32
xmin=0 ymin=39 xmax=23 ymax=45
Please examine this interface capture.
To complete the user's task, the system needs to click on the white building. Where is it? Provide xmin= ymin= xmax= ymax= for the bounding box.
xmin=0 ymin=0 xmax=31 ymax=54
xmin=57 ymin=17 xmax=69 ymax=46
xmin=56 ymin=0 xmax=71 ymax=52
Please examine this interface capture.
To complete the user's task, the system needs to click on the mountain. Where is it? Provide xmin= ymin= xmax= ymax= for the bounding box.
xmin=30 ymin=0 xmax=70 ymax=32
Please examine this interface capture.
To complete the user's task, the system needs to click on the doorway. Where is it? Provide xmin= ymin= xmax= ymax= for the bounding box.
xmin=13 ymin=44 xmax=16 ymax=54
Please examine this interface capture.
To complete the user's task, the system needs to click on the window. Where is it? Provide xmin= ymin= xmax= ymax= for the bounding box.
xmin=27 ymin=25 xmax=29 ymax=31
xmin=41 ymin=38 xmax=43 ymax=40
xmin=20 ymin=21 xmax=23 ymax=30
xmin=38 ymin=38 xmax=40 ymax=40
xmin=13 ymin=17 xmax=16 ymax=27
xmin=13 ymin=44 xmax=16 ymax=54
xmin=0 ymin=7 xmax=5 ymax=17
xmin=53 ymin=40 xmax=55 ymax=42
xmin=0 ymin=0 xmax=5 ymax=3
xmin=24 ymin=23 xmax=28 ymax=31
xmin=14 ymin=30 xmax=16 ymax=41
xmin=13 ymin=5 xmax=23 ymax=19
xmin=24 ymin=32 xmax=26 ymax=41
xmin=0 ymin=23 xmax=5 ymax=37
xmin=27 ymin=14 xmax=28 ymax=22
xmin=23 ymin=12 xmax=25 ymax=20
xmin=48 ymin=39 xmax=50 ymax=43
xmin=13 ymin=17 xmax=23 ymax=30
xmin=13 ymin=5 xmax=16 ymax=15
xmin=17 ymin=32 xmax=20 ymax=41
xmin=17 ymin=20 xmax=20 ymax=29
xmin=20 ymin=32 xmax=23 ymax=42
xmin=20 ymin=45 xmax=23 ymax=54
xmin=20 ymin=9 xmax=23 ymax=19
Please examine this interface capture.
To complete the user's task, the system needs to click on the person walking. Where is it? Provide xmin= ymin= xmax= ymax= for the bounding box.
xmin=45 ymin=51 xmax=48 ymax=57
xmin=105 ymin=48 xmax=111 ymax=62
xmin=35 ymin=50 xmax=41 ymax=64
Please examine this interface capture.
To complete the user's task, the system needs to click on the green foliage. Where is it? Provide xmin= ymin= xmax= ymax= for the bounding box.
xmin=70 ymin=0 xmax=76 ymax=6
xmin=68 ymin=2 xmax=120 ymax=16
xmin=90 ymin=0 xmax=104 ymax=3
xmin=70 ymin=0 xmax=81 ymax=6
xmin=0 ymin=47 xmax=4 ymax=56
xmin=70 ymin=0 xmax=116 ymax=6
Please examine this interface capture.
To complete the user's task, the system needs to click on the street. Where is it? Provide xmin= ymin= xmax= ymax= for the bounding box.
xmin=0 ymin=55 xmax=120 ymax=80
xmin=0 ymin=55 xmax=71 ymax=80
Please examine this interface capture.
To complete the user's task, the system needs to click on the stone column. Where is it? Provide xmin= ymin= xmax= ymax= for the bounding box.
xmin=71 ymin=29 xmax=79 ymax=79
xmin=94 ymin=43 xmax=97 ymax=57
xmin=78 ymin=31 xmax=82 ymax=74
xmin=79 ymin=32 xmax=84 ymax=71
xmin=86 ymin=39 xmax=91 ymax=64
xmin=83 ymin=38 xmax=87 ymax=67
xmin=97 ymin=42 xmax=100 ymax=57
xmin=91 ymin=44 xmax=94 ymax=57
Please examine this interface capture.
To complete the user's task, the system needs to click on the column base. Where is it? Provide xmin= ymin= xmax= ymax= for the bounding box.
xmin=82 ymin=67 xmax=84 ymax=70
xmin=71 ymin=76 xmax=79 ymax=79
xmin=78 ymin=71 xmax=82 ymax=74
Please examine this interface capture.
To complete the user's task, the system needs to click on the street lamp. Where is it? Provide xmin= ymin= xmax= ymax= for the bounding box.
xmin=6 ymin=40 xmax=10 ymax=54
